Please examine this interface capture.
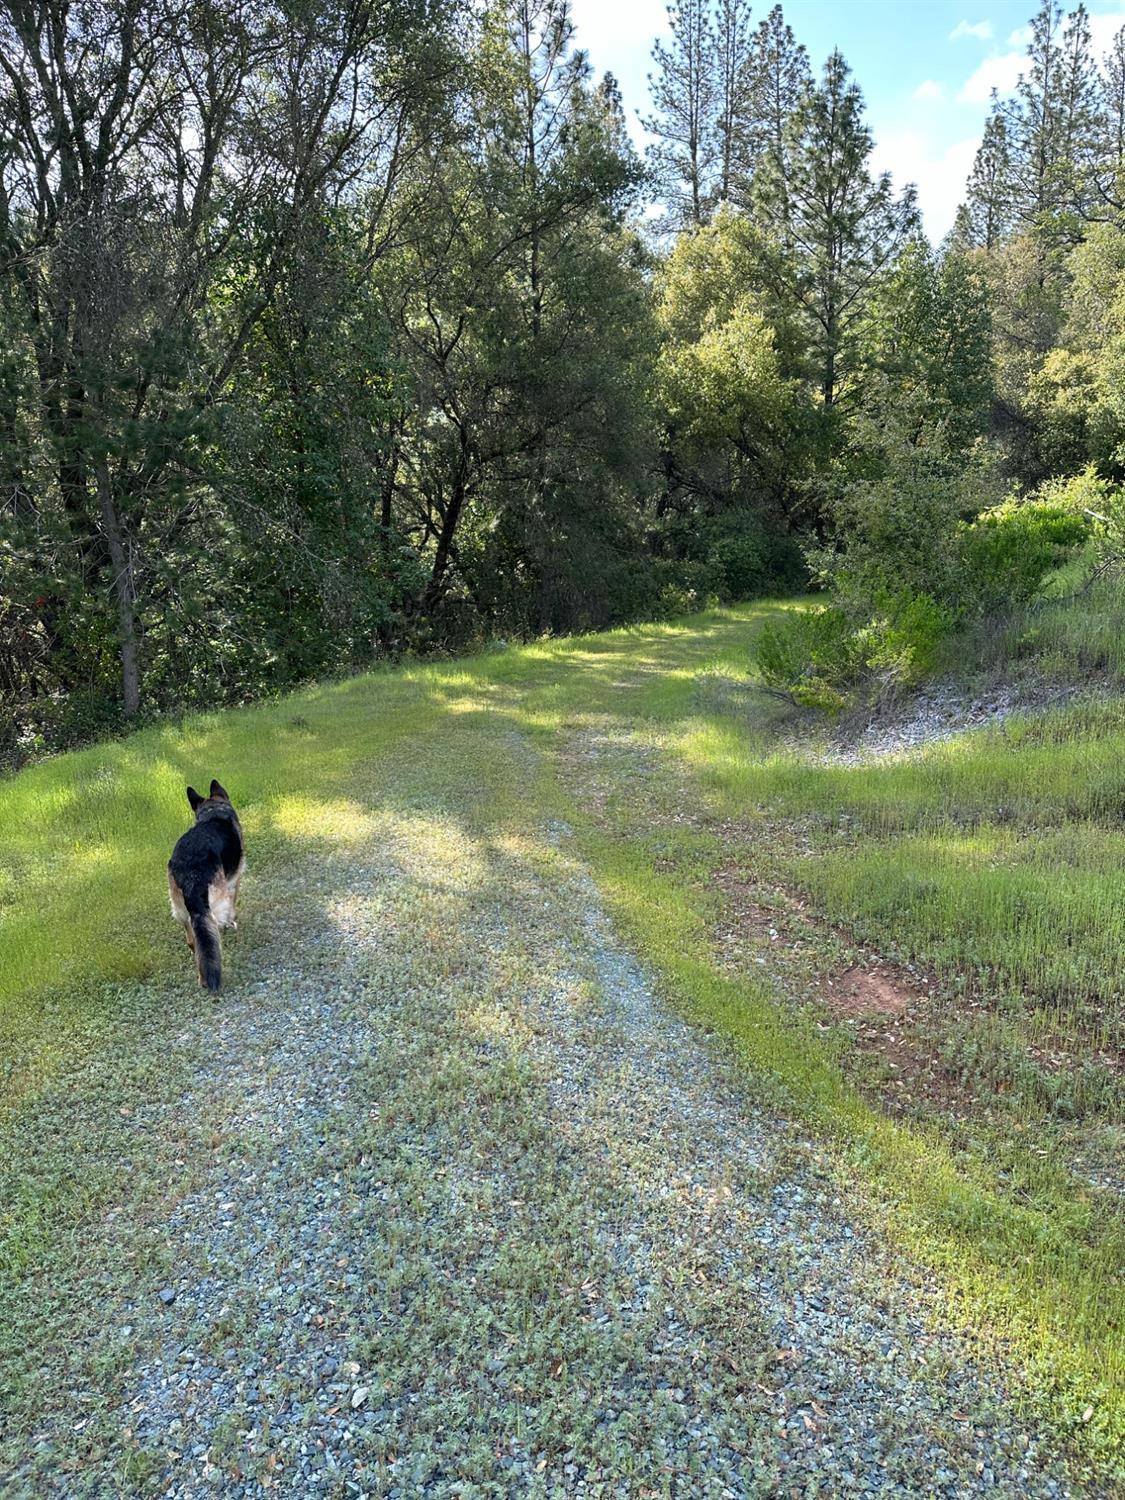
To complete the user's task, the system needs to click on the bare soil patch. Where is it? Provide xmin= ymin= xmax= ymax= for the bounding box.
xmin=823 ymin=965 xmax=913 ymax=1020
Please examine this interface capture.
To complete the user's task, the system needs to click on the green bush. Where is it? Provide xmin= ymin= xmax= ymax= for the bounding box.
xmin=757 ymin=607 xmax=861 ymax=713
xmin=812 ymin=427 xmax=1001 ymax=617
xmin=709 ymin=526 xmax=769 ymax=599
xmin=858 ymin=591 xmax=952 ymax=679
xmin=0 ymin=690 xmax=129 ymax=773
xmin=652 ymin=509 xmax=809 ymax=606
xmin=763 ymin=434 xmax=1094 ymax=715
xmin=960 ymin=494 xmax=1091 ymax=612
xmin=757 ymin=593 xmax=951 ymax=713
xmin=1048 ymin=466 xmax=1125 ymax=577
xmin=654 ymin=578 xmax=717 ymax=619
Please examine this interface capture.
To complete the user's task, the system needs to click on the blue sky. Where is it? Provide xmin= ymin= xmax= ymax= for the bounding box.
xmin=568 ymin=0 xmax=1125 ymax=240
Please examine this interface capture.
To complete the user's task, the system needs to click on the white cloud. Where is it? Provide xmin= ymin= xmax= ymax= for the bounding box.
xmin=569 ymin=0 xmax=669 ymax=54
xmin=1090 ymin=7 xmax=1125 ymax=55
xmin=949 ymin=19 xmax=994 ymax=42
xmin=957 ymin=51 xmax=1024 ymax=103
xmin=1002 ymin=9 xmax=1125 ymax=57
xmin=952 ymin=10 xmax=1125 ymax=108
xmin=914 ymin=79 xmax=945 ymax=100
xmin=871 ymin=130 xmax=981 ymax=242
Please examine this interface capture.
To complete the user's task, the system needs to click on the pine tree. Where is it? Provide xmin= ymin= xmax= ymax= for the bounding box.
xmin=643 ymin=0 xmax=718 ymax=229
xmin=962 ymin=104 xmax=1013 ymax=250
xmin=734 ymin=4 xmax=810 ymax=237
xmin=1002 ymin=2 xmax=1099 ymax=242
xmin=712 ymin=0 xmax=754 ymax=208
xmin=863 ymin=238 xmax=994 ymax=447
xmin=1004 ymin=2 xmax=1067 ymax=230
xmin=947 ymin=204 xmax=976 ymax=253
xmin=742 ymin=4 xmax=809 ymax=185
xmin=1098 ymin=24 xmax=1125 ymax=210
xmin=1055 ymin=4 xmax=1100 ymax=219
xmin=756 ymin=49 xmax=917 ymax=407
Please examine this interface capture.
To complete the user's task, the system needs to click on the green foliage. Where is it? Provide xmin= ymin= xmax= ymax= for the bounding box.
xmin=757 ymin=593 xmax=951 ymax=711
xmin=757 ymin=606 xmax=857 ymax=711
xmin=647 ymin=209 xmax=816 ymax=603
xmin=856 ymin=592 xmax=953 ymax=680
xmin=759 ymin=476 xmax=1094 ymax=712
xmin=0 ymin=0 xmax=672 ymax=756
xmin=813 ymin=411 xmax=1003 ymax=609
xmin=7 ymin=0 xmax=1125 ymax=761
xmin=752 ymin=49 xmax=917 ymax=408
xmin=758 ymin=405 xmax=1093 ymax=712
xmin=654 ymin=209 xmax=813 ymax=494
xmin=960 ymin=491 xmax=1092 ymax=611
xmin=861 ymin=240 xmax=993 ymax=448
xmin=988 ymin=570 xmax=1125 ymax=682
xmin=1025 ymin=348 xmax=1105 ymax=474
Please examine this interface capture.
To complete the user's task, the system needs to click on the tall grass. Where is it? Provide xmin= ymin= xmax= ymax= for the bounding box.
xmin=978 ymin=567 xmax=1125 ymax=683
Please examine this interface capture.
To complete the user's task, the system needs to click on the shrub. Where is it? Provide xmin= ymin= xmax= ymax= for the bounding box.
xmin=810 ymin=424 xmax=1001 ymax=616
xmin=756 ymin=402 xmax=1097 ymax=715
xmin=709 ymin=525 xmax=769 ymax=599
xmin=758 ymin=607 xmax=863 ymax=713
xmin=959 ymin=493 xmax=1091 ymax=612
xmin=1050 ymin=466 xmax=1125 ymax=579
xmin=757 ymin=594 xmax=952 ymax=713
xmin=858 ymin=591 xmax=952 ymax=680
xmin=651 ymin=509 xmax=809 ymax=607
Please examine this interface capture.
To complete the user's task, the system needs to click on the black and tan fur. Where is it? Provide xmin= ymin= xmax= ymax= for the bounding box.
xmin=168 ymin=779 xmax=245 ymax=993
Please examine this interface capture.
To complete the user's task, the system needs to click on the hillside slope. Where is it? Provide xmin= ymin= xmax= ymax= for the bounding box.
xmin=0 ymin=604 xmax=1120 ymax=1495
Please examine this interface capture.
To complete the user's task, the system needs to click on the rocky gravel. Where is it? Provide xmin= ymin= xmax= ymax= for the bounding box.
xmin=806 ymin=678 xmax=1092 ymax=766
xmin=3 ymin=776 xmax=1081 ymax=1497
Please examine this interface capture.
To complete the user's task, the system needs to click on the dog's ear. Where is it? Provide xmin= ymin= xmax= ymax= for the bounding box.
xmin=187 ymin=786 xmax=203 ymax=811
xmin=209 ymin=779 xmax=229 ymax=801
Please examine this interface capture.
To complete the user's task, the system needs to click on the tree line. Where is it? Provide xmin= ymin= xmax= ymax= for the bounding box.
xmin=955 ymin=1 xmax=1125 ymax=482
xmin=0 ymin=0 xmax=1120 ymax=762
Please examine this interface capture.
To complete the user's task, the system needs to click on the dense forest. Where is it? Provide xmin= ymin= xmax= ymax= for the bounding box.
xmin=2 ymin=0 xmax=1124 ymax=761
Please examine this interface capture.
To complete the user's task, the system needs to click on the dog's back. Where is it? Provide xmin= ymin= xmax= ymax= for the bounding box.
xmin=168 ymin=780 xmax=244 ymax=992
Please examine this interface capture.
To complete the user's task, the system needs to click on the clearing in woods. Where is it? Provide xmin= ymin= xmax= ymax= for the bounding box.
xmin=0 ymin=603 xmax=1120 ymax=1496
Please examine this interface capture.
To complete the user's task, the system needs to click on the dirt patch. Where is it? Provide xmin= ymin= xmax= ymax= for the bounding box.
xmin=822 ymin=966 xmax=913 ymax=1020
xmin=708 ymin=861 xmax=988 ymax=1118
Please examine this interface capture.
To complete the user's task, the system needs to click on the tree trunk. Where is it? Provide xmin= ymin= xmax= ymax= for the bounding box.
xmin=823 ymin=301 xmax=837 ymax=407
xmin=423 ymin=474 xmax=467 ymax=614
xmin=379 ymin=444 xmax=398 ymax=558
xmin=95 ymin=460 xmax=141 ymax=717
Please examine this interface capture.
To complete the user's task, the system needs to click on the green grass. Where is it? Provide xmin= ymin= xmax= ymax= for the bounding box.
xmin=1 ymin=600 xmax=1123 ymax=1483
xmin=973 ymin=565 xmax=1125 ymax=685
xmin=0 ymin=666 xmax=441 ymax=1108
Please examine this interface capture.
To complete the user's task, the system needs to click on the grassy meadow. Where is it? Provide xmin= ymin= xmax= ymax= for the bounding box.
xmin=0 ymin=598 xmax=1123 ymax=1482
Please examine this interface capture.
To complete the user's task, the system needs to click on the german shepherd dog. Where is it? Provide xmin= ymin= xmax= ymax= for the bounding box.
xmin=168 ymin=780 xmax=245 ymax=993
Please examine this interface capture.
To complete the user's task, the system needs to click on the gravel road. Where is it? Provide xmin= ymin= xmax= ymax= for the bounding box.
xmin=3 ymin=769 xmax=1080 ymax=1498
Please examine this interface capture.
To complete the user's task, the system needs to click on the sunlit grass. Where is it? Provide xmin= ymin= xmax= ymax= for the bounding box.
xmin=0 ymin=675 xmax=418 ymax=1014
xmin=663 ymin=695 xmax=1125 ymax=1064
xmin=1 ymin=597 xmax=1123 ymax=1477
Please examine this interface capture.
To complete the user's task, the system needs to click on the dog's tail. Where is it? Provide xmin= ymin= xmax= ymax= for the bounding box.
xmin=190 ymin=909 xmax=222 ymax=993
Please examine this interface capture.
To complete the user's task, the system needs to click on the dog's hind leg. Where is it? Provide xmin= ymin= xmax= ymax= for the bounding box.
xmin=228 ymin=856 xmax=246 ymax=929
xmin=169 ymin=872 xmax=195 ymax=948
xmin=210 ymin=874 xmax=237 ymax=931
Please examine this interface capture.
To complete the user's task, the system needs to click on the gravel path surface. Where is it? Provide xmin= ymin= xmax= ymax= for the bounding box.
xmin=6 ymin=766 xmax=1079 ymax=1497
xmin=806 ymin=679 xmax=1094 ymax=766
